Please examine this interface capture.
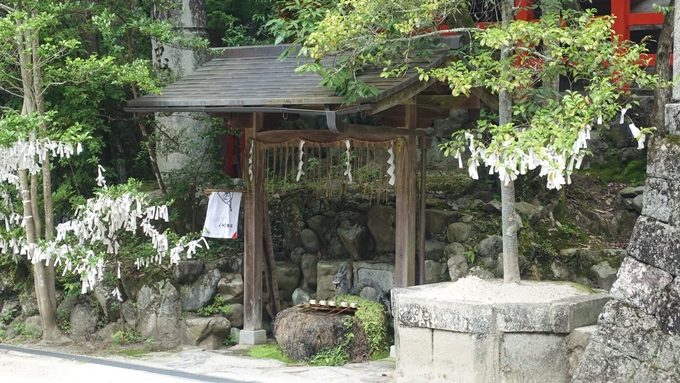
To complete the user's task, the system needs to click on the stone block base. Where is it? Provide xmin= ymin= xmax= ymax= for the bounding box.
xmin=239 ymin=329 xmax=266 ymax=345
xmin=393 ymin=277 xmax=610 ymax=383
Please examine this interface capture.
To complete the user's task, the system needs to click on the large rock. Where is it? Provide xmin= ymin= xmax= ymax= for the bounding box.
xmin=226 ymin=303 xmax=243 ymax=328
xmin=628 ymin=216 xmax=680 ymax=276
xmin=183 ymin=315 xmax=231 ymax=349
xmin=515 ymin=201 xmax=544 ymax=223
xmin=444 ymin=242 xmax=466 ymax=260
xmin=447 ymin=222 xmax=471 ymax=243
xmin=69 ymin=302 xmax=99 ymax=340
xmin=424 ymin=260 xmax=448 ymax=284
xmin=300 ymin=254 xmax=318 ymax=290
xmin=353 ymin=262 xmax=394 ymax=293
xmin=447 ymin=254 xmax=468 ymax=282
xmin=317 ymin=260 xmax=352 ymax=300
xmin=307 ymin=215 xmax=332 ymax=244
xmin=337 ymin=222 xmax=373 ymax=260
xmin=367 ymin=206 xmax=396 ymax=253
xmin=19 ymin=290 xmax=38 ymax=317
xmin=174 ymin=260 xmax=205 ymax=284
xmin=425 ymin=209 xmax=456 ymax=236
xmin=647 ymin=136 xmax=680 ymax=181
xmin=590 ymin=261 xmax=618 ymax=291
xmin=217 ymin=272 xmax=243 ymax=304
xmin=274 ymin=306 xmax=371 ymax=362
xmin=300 ymin=229 xmax=321 ymax=253
xmin=93 ymin=281 xmax=121 ymax=321
xmin=275 ymin=261 xmax=301 ymax=301
xmin=180 ymin=268 xmax=222 ymax=311
xmin=642 ymin=177 xmax=680 ymax=225
xmin=477 ymin=235 xmax=503 ymax=260
xmin=292 ymin=287 xmax=313 ymax=305
xmin=424 ymin=240 xmax=447 ymax=261
xmin=136 ymin=280 xmax=182 ymax=348
xmin=1 ymin=297 xmax=19 ymax=322
xmin=327 ymin=237 xmax=350 ymax=258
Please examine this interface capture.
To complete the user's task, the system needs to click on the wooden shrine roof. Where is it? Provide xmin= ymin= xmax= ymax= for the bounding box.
xmin=126 ymin=37 xmax=460 ymax=115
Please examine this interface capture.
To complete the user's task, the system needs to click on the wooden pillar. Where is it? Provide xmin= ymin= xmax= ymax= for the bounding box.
xmin=416 ymin=137 xmax=429 ymax=285
xmin=243 ymin=112 xmax=264 ymax=332
xmin=611 ymin=0 xmax=631 ymax=41
xmin=395 ymin=103 xmax=418 ymax=288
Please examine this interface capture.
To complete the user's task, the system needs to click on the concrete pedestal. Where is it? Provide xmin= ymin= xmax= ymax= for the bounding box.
xmin=239 ymin=329 xmax=267 ymax=345
xmin=392 ymin=277 xmax=610 ymax=383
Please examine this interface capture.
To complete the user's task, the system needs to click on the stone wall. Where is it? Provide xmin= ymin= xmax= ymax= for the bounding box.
xmin=573 ymin=107 xmax=680 ymax=381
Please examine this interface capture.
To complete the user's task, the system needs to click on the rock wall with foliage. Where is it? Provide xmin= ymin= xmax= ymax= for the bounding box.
xmin=573 ymin=108 xmax=680 ymax=381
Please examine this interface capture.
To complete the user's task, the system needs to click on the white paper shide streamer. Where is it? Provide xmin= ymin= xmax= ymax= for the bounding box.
xmin=248 ymin=140 xmax=254 ymax=182
xmin=387 ymin=141 xmax=396 ymax=186
xmin=296 ymin=140 xmax=306 ymax=182
xmin=343 ymin=140 xmax=353 ymax=183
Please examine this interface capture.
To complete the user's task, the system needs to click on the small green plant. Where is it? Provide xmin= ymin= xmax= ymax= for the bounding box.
xmin=111 ymin=330 xmax=145 ymax=345
xmin=223 ymin=334 xmax=237 ymax=347
xmin=308 ymin=330 xmax=353 ymax=366
xmin=1 ymin=307 xmax=17 ymax=325
xmin=465 ymin=249 xmax=476 ymax=264
xmin=0 ymin=327 xmax=5 ymax=340
xmin=11 ymin=322 xmax=40 ymax=338
xmin=197 ymin=294 xmax=232 ymax=317
xmin=335 ymin=295 xmax=389 ymax=359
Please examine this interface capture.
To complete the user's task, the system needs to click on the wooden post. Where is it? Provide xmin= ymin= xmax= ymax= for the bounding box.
xmin=417 ymin=137 xmax=429 ymax=285
xmin=611 ymin=0 xmax=631 ymax=41
xmin=395 ymin=103 xmax=418 ymax=288
xmin=243 ymin=112 xmax=264 ymax=332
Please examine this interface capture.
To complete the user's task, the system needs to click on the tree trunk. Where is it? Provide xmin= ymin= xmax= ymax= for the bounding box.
xmin=17 ymin=21 xmax=61 ymax=340
xmin=500 ymin=0 xmax=521 ymax=283
xmin=653 ymin=8 xmax=673 ymax=129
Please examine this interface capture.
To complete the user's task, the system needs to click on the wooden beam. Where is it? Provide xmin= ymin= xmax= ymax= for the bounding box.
xmin=371 ymin=79 xmax=435 ymax=115
xmin=394 ymin=103 xmax=418 ymax=288
xmin=255 ymin=127 xmax=431 ymax=145
xmin=243 ymin=112 xmax=264 ymax=331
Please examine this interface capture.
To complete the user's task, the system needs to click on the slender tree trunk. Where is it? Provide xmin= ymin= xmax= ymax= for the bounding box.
xmin=500 ymin=0 xmax=521 ymax=283
xmin=653 ymin=8 xmax=673 ymax=129
xmin=125 ymin=28 xmax=167 ymax=196
xmin=18 ymin=21 xmax=60 ymax=340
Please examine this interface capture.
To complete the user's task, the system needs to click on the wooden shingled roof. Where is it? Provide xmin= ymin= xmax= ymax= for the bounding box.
xmin=126 ymin=37 xmax=460 ymax=115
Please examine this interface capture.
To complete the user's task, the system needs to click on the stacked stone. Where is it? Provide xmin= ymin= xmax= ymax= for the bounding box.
xmin=574 ymin=108 xmax=680 ymax=381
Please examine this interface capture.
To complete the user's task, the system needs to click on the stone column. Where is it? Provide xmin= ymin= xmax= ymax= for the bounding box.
xmin=152 ymin=0 xmax=211 ymax=174
xmin=573 ymin=107 xmax=680 ymax=381
xmin=674 ymin=1 xmax=680 ymax=100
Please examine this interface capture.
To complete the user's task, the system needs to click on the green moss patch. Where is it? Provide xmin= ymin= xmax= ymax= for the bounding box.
xmin=248 ymin=344 xmax=295 ymax=364
xmin=335 ymin=295 xmax=389 ymax=359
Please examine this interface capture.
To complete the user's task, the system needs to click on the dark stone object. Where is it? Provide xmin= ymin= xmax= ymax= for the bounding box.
xmin=174 ymin=260 xmax=205 ymax=284
xmin=274 ymin=306 xmax=370 ymax=362
xmin=628 ymin=216 xmax=680 ymax=277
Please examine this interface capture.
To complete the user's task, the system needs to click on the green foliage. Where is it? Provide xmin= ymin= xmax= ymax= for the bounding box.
xmin=0 ymin=307 xmax=18 ymax=325
xmin=111 ymin=330 xmax=146 ymax=346
xmin=56 ymin=305 xmax=71 ymax=334
xmin=223 ymin=334 xmax=238 ymax=347
xmin=335 ymin=295 xmax=389 ymax=359
xmin=585 ymin=159 xmax=647 ymax=185
xmin=206 ymin=0 xmax=275 ymax=46
xmin=248 ymin=343 xmax=296 ymax=364
xmin=308 ymin=330 xmax=353 ymax=366
xmin=196 ymin=294 xmax=233 ymax=317
xmin=266 ymin=0 xmax=334 ymax=46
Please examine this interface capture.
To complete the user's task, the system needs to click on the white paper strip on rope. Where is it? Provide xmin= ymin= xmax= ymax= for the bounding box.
xmin=343 ymin=139 xmax=353 ymax=184
xmin=387 ymin=141 xmax=396 ymax=186
xmin=248 ymin=140 xmax=254 ymax=182
xmin=296 ymin=140 xmax=306 ymax=182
